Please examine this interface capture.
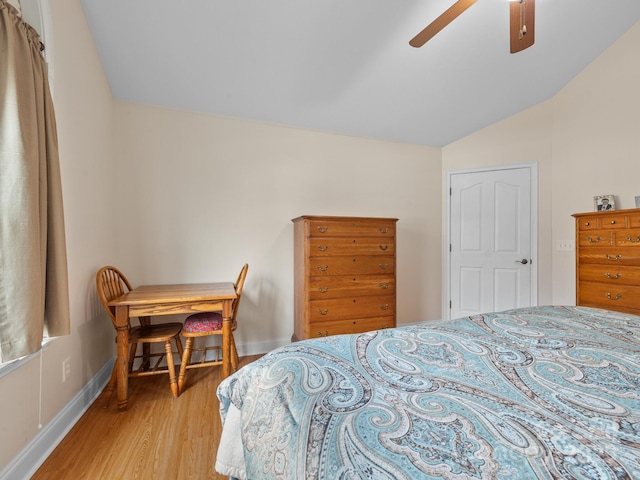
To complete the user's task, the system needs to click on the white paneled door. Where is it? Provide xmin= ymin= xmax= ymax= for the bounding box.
xmin=449 ymin=166 xmax=535 ymax=320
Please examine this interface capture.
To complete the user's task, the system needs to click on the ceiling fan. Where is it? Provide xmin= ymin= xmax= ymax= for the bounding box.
xmin=409 ymin=0 xmax=535 ymax=54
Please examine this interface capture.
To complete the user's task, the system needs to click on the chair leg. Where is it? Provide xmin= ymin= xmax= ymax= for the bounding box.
xmin=178 ymin=337 xmax=194 ymax=395
xmin=230 ymin=336 xmax=239 ymax=372
xmin=175 ymin=336 xmax=184 ymax=358
xmin=139 ymin=317 xmax=151 ymax=370
xmin=165 ymin=341 xmax=178 ymax=398
xmin=141 ymin=342 xmax=151 ymax=371
xmin=128 ymin=342 xmax=137 ymax=373
xmin=102 ymin=364 xmax=117 ymax=408
xmin=222 ymin=334 xmax=235 ymax=379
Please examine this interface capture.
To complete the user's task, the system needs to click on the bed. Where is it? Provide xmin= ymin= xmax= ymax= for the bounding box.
xmin=215 ymin=306 xmax=640 ymax=479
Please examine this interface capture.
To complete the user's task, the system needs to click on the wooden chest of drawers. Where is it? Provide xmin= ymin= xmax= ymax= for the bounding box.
xmin=573 ymin=208 xmax=640 ymax=315
xmin=292 ymin=215 xmax=398 ymax=341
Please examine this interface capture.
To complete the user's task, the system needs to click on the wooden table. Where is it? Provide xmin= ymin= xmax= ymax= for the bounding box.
xmin=108 ymin=282 xmax=237 ymax=410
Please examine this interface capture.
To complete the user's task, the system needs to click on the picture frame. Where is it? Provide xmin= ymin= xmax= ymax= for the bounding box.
xmin=594 ymin=194 xmax=615 ymax=211
xmin=636 ymin=196 xmax=640 ymax=208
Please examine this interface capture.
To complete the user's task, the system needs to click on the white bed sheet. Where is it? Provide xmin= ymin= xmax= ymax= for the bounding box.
xmin=215 ymin=403 xmax=247 ymax=480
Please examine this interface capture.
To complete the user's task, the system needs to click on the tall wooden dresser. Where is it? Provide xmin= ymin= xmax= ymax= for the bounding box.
xmin=292 ymin=215 xmax=398 ymax=341
xmin=573 ymin=208 xmax=640 ymax=315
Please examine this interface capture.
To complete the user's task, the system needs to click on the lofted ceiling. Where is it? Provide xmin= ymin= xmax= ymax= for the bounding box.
xmin=80 ymin=0 xmax=640 ymax=147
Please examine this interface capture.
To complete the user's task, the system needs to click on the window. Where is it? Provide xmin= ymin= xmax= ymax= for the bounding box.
xmin=7 ymin=0 xmax=54 ymax=87
xmin=1 ymin=0 xmax=67 ymax=367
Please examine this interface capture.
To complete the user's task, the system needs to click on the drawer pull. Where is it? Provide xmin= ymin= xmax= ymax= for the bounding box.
xmin=379 ymin=263 xmax=390 ymax=269
xmin=378 ymin=227 xmax=389 ymax=233
xmin=605 ymin=254 xmax=622 ymax=261
xmin=584 ymin=222 xmax=590 ymax=226
xmin=587 ymin=236 xmax=602 ymax=243
xmin=317 ymin=308 xmax=329 ymax=315
xmin=316 ymin=265 xmax=329 ymax=272
xmin=626 ymin=235 xmax=640 ymax=243
xmin=379 ymin=282 xmax=390 ymax=289
xmin=611 ymin=220 xmax=616 ymax=224
xmin=316 ymin=245 xmax=329 ymax=251
xmin=606 ymin=293 xmax=622 ymax=301
xmin=379 ymin=244 xmax=389 ymax=251
xmin=605 ymin=273 xmax=622 ymax=280
xmin=316 ymin=226 xmax=328 ymax=233
xmin=317 ymin=286 xmax=329 ymax=293
xmin=317 ymin=331 xmax=329 ymax=337
xmin=379 ymin=304 xmax=390 ymax=310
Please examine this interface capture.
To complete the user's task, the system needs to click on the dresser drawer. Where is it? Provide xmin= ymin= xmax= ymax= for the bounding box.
xmin=578 ymin=282 xmax=640 ymax=312
xmin=578 ymin=264 xmax=640 ymax=286
xmin=309 ymin=220 xmax=395 ymax=238
xmin=309 ymin=237 xmax=395 ymax=256
xmin=577 ymin=214 xmax=628 ymax=231
xmin=310 ymin=317 xmax=395 ymax=338
xmin=309 ymin=256 xmax=395 ymax=276
xmin=308 ymin=275 xmax=395 ymax=300
xmin=598 ymin=214 xmax=628 ymax=229
xmin=613 ymin=230 xmax=640 ymax=246
xmin=577 ymin=231 xmax=612 ymax=247
xmin=629 ymin=214 xmax=640 ymax=228
xmin=310 ymin=295 xmax=395 ymax=321
xmin=576 ymin=216 xmax=600 ymax=231
xmin=578 ymin=247 xmax=640 ymax=266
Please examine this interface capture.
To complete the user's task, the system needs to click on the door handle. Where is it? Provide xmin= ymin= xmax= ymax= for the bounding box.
xmin=515 ymin=259 xmax=529 ymax=264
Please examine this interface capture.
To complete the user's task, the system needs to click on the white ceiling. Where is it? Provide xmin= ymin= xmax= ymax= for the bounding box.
xmin=80 ymin=0 xmax=640 ymax=147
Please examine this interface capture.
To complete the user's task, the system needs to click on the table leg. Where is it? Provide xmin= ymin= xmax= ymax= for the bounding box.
xmin=222 ymin=299 xmax=233 ymax=378
xmin=115 ymin=305 xmax=130 ymax=410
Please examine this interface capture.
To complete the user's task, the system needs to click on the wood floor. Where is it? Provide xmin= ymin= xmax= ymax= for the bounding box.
xmin=31 ymin=355 xmax=262 ymax=480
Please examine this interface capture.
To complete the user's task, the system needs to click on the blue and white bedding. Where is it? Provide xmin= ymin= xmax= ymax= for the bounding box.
xmin=216 ymin=306 xmax=640 ymax=479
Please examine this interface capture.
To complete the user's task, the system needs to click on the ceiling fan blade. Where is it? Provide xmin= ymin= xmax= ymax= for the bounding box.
xmin=510 ymin=0 xmax=535 ymax=53
xmin=409 ymin=0 xmax=478 ymax=48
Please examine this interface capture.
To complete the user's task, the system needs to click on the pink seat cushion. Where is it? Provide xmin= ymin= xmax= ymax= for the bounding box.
xmin=183 ymin=312 xmax=223 ymax=333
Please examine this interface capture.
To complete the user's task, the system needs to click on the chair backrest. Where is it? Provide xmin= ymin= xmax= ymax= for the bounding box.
xmin=231 ymin=264 xmax=249 ymax=324
xmin=96 ymin=266 xmax=132 ymax=328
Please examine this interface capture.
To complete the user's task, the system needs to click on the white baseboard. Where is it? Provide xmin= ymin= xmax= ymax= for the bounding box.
xmin=237 ymin=337 xmax=289 ymax=357
xmin=0 ymin=358 xmax=114 ymax=480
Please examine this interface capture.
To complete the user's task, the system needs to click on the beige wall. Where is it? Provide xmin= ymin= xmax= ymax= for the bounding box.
xmin=113 ymin=102 xmax=443 ymax=351
xmin=0 ymin=0 xmax=115 ymax=471
xmin=443 ymin=21 xmax=640 ymax=307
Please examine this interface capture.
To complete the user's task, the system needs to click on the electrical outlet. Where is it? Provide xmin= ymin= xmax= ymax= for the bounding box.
xmin=557 ymin=239 xmax=575 ymax=251
xmin=62 ymin=357 xmax=71 ymax=382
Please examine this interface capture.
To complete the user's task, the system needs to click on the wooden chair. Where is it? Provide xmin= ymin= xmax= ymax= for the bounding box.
xmin=177 ymin=264 xmax=248 ymax=394
xmin=96 ymin=266 xmax=184 ymax=406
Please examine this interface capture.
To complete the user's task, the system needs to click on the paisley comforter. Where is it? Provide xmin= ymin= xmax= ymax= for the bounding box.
xmin=216 ymin=306 xmax=640 ymax=479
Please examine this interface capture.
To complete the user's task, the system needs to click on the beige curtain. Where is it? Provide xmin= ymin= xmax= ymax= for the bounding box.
xmin=0 ymin=0 xmax=69 ymax=362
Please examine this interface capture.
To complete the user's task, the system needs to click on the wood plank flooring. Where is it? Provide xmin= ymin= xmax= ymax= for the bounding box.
xmin=32 ymin=355 xmax=262 ymax=480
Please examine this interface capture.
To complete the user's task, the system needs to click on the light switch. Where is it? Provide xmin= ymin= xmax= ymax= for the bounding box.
xmin=557 ymin=239 xmax=574 ymax=251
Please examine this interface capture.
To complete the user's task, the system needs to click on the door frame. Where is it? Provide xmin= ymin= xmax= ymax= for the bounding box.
xmin=444 ymin=162 xmax=539 ymax=320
